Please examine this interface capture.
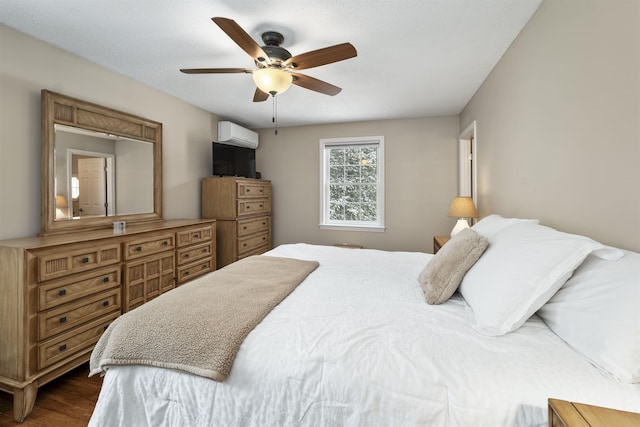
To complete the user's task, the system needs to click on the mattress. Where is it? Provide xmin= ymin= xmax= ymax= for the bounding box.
xmin=88 ymin=243 xmax=640 ymax=426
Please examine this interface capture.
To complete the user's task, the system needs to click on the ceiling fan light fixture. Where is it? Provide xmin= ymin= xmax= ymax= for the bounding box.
xmin=252 ymin=68 xmax=293 ymax=95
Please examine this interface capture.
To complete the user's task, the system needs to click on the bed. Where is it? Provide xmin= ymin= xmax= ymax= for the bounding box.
xmin=88 ymin=216 xmax=640 ymax=426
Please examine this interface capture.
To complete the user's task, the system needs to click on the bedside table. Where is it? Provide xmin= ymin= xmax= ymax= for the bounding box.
xmin=334 ymin=243 xmax=363 ymax=249
xmin=548 ymin=398 xmax=640 ymax=427
xmin=433 ymin=236 xmax=450 ymax=254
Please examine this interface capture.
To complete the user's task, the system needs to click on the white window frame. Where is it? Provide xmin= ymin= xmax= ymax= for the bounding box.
xmin=319 ymin=136 xmax=385 ymax=232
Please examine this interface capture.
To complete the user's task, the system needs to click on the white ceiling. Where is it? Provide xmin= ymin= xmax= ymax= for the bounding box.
xmin=0 ymin=0 xmax=542 ymax=129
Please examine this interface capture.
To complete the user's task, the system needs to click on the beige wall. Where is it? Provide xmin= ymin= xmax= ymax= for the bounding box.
xmin=0 ymin=24 xmax=219 ymax=240
xmin=257 ymin=116 xmax=460 ymax=253
xmin=460 ymin=0 xmax=640 ymax=251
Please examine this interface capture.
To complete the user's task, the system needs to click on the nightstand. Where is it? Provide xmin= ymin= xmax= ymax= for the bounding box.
xmin=334 ymin=243 xmax=363 ymax=249
xmin=548 ymin=398 xmax=640 ymax=427
xmin=433 ymin=236 xmax=450 ymax=254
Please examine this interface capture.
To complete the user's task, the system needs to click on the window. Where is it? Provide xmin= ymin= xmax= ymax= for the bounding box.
xmin=71 ymin=176 xmax=80 ymax=199
xmin=319 ymin=136 xmax=385 ymax=231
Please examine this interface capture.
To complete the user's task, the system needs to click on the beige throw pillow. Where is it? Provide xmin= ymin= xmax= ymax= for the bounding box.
xmin=419 ymin=228 xmax=489 ymax=305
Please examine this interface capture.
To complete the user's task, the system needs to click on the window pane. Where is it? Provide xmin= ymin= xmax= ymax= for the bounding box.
xmin=360 ymin=165 xmax=377 ymax=183
xmin=361 ymin=184 xmax=377 ymax=203
xmin=329 ymin=184 xmax=344 ymax=201
xmin=329 ymin=149 xmax=344 ymax=165
xmin=345 ymin=203 xmax=360 ymax=221
xmin=329 ymin=166 xmax=345 ymax=183
xmin=330 ymin=201 xmax=344 ymax=220
xmin=362 ymin=203 xmax=377 ymax=221
xmin=345 ymin=165 xmax=360 ymax=183
xmin=344 ymin=184 xmax=360 ymax=203
xmin=342 ymin=147 xmax=358 ymax=165
xmin=361 ymin=146 xmax=377 ymax=164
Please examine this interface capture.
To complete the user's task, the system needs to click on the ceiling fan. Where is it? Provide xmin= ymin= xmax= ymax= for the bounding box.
xmin=180 ymin=17 xmax=357 ymax=102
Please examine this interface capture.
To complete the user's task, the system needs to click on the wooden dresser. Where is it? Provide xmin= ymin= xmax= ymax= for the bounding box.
xmin=548 ymin=398 xmax=640 ymax=427
xmin=202 ymin=177 xmax=272 ymax=268
xmin=0 ymin=219 xmax=215 ymax=422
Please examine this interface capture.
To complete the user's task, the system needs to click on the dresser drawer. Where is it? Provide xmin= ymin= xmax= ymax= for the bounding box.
xmin=237 ymin=181 xmax=270 ymax=199
xmin=38 ymin=311 xmax=118 ymax=369
xmin=176 ymin=242 xmax=212 ymax=267
xmin=176 ymin=258 xmax=213 ymax=284
xmin=237 ymin=216 xmax=270 ymax=237
xmin=176 ymin=225 xmax=213 ymax=248
xmin=237 ymin=231 xmax=270 ymax=255
xmin=38 ymin=288 xmax=121 ymax=340
xmin=37 ymin=243 xmax=120 ymax=282
xmin=237 ymin=199 xmax=270 ymax=217
xmin=38 ymin=266 xmax=120 ymax=311
xmin=237 ymin=244 xmax=271 ymax=260
xmin=123 ymin=233 xmax=174 ymax=260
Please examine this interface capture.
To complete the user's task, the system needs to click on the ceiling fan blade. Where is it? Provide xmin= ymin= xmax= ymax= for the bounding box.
xmin=180 ymin=68 xmax=252 ymax=74
xmin=253 ymin=88 xmax=269 ymax=102
xmin=291 ymin=73 xmax=342 ymax=96
xmin=212 ymin=17 xmax=270 ymax=64
xmin=285 ymin=43 xmax=357 ymax=70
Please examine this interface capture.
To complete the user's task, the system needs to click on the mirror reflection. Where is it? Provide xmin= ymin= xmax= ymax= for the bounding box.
xmin=54 ymin=124 xmax=154 ymax=221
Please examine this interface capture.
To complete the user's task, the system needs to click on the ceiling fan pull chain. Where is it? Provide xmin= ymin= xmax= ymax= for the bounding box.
xmin=272 ymin=94 xmax=279 ymax=135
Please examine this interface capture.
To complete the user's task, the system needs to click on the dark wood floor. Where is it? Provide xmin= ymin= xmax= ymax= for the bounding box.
xmin=0 ymin=364 xmax=102 ymax=426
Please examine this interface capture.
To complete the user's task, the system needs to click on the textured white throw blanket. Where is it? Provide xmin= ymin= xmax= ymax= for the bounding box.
xmin=89 ymin=255 xmax=319 ymax=381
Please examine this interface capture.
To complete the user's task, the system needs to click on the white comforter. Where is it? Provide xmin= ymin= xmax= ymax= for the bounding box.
xmin=88 ymin=244 xmax=640 ymax=426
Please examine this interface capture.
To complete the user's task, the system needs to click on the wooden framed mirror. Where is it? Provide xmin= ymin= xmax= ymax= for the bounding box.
xmin=41 ymin=90 xmax=162 ymax=235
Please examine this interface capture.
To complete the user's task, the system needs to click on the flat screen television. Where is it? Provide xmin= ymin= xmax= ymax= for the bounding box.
xmin=212 ymin=142 xmax=256 ymax=178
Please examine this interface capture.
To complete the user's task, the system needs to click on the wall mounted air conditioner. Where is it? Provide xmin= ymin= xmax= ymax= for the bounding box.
xmin=217 ymin=121 xmax=259 ymax=149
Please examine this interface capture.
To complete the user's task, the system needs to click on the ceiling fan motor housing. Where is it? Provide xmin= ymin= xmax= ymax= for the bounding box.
xmin=258 ymin=31 xmax=292 ymax=65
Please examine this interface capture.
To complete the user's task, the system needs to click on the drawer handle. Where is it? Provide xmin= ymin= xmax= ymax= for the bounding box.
xmin=59 ymin=316 xmax=67 ymax=324
xmin=246 ymin=206 xmax=251 ymax=209
xmin=185 ymin=271 xmax=190 ymax=276
xmin=136 ymin=246 xmax=142 ymax=252
xmin=194 ymin=234 xmax=200 ymax=239
xmin=202 ymin=265 xmax=208 ymax=270
xmin=163 ymin=241 xmax=169 ymax=246
xmin=243 ymin=243 xmax=247 ymax=247
xmin=184 ymin=253 xmax=190 ymax=258
xmin=242 ymin=226 xmax=247 ymax=230
xmin=259 ymin=204 xmax=263 ymax=208
xmin=103 ymin=277 xmax=109 ymax=283
xmin=82 ymin=257 xmax=89 ymax=263
xmin=58 ymin=289 xmax=67 ymax=296
xmin=59 ymin=344 xmax=67 ymax=352
xmin=259 ymin=189 xmax=263 ymax=193
xmin=102 ymin=301 xmax=109 ymax=307
xmin=262 ymin=237 xmax=266 ymax=241
xmin=202 ymin=248 xmax=208 ymax=253
xmin=262 ymin=222 xmax=266 ymax=226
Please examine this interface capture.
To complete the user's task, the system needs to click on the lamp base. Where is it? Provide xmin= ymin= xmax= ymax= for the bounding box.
xmin=450 ymin=218 xmax=470 ymax=237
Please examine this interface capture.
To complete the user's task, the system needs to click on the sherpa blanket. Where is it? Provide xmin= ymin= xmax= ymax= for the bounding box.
xmin=89 ymin=255 xmax=319 ymax=381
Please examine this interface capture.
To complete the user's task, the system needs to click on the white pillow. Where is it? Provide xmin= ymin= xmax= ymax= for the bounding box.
xmin=538 ymin=250 xmax=640 ymax=383
xmin=459 ymin=222 xmax=603 ymax=336
xmin=471 ymin=214 xmax=539 ymax=239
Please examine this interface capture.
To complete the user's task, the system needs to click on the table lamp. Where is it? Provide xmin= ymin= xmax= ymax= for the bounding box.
xmin=448 ymin=197 xmax=478 ymax=237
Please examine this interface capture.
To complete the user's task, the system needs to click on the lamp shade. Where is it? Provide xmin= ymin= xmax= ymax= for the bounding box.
xmin=252 ymin=68 xmax=293 ymax=95
xmin=448 ymin=197 xmax=478 ymax=218
xmin=55 ymin=194 xmax=68 ymax=208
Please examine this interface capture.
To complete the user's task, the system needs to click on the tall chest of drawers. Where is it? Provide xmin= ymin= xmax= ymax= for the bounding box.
xmin=0 ymin=219 xmax=215 ymax=422
xmin=202 ymin=177 xmax=272 ymax=268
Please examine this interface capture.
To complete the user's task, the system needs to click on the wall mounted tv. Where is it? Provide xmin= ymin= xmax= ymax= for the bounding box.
xmin=212 ymin=142 xmax=256 ymax=178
